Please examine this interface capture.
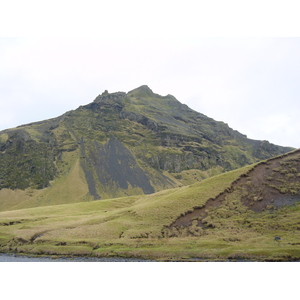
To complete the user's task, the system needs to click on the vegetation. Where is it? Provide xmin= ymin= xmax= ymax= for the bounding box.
xmin=0 ymin=86 xmax=298 ymax=261
xmin=1 ymin=151 xmax=300 ymax=261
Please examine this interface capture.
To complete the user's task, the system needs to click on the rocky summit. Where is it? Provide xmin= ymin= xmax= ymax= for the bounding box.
xmin=0 ymin=85 xmax=293 ymax=210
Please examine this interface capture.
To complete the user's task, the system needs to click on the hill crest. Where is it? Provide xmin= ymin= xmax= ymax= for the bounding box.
xmin=0 ymin=86 xmax=294 ymax=210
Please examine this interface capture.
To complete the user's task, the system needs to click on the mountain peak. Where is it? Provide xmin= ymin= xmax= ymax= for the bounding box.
xmin=0 ymin=85 xmax=293 ymax=210
xmin=127 ymin=85 xmax=154 ymax=96
xmin=93 ymin=90 xmax=126 ymax=104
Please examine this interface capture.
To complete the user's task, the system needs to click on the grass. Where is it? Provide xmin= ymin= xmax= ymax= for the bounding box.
xmin=4 ymin=163 xmax=295 ymax=260
xmin=0 ymin=132 xmax=9 ymax=143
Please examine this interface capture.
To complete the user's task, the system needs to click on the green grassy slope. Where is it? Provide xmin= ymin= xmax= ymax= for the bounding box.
xmin=1 ymin=151 xmax=300 ymax=261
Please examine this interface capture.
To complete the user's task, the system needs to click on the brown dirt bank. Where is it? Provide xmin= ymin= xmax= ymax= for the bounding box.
xmin=168 ymin=149 xmax=300 ymax=231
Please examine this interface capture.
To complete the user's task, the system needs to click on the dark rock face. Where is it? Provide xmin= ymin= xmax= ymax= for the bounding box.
xmin=92 ymin=138 xmax=155 ymax=194
xmin=120 ymin=111 xmax=158 ymax=131
xmin=79 ymin=137 xmax=101 ymax=200
xmin=79 ymin=137 xmax=155 ymax=199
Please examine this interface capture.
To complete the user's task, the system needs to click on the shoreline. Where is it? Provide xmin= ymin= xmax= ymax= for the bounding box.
xmin=2 ymin=251 xmax=297 ymax=262
xmin=0 ymin=252 xmax=156 ymax=262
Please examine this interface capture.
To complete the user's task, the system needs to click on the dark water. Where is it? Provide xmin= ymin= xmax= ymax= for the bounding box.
xmin=0 ymin=253 xmax=154 ymax=262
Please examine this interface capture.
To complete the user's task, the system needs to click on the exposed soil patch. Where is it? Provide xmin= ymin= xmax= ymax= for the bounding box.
xmin=169 ymin=194 xmax=225 ymax=228
xmin=239 ymin=150 xmax=300 ymax=211
xmin=0 ymin=220 xmax=22 ymax=226
xmin=168 ymin=149 xmax=300 ymax=232
xmin=30 ymin=231 xmax=47 ymax=243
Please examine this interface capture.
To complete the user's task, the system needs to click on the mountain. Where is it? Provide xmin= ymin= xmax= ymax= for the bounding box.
xmin=1 ymin=149 xmax=300 ymax=261
xmin=0 ymin=85 xmax=293 ymax=210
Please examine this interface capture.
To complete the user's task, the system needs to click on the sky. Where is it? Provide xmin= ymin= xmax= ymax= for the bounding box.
xmin=1 ymin=0 xmax=299 ymax=292
xmin=1 ymin=1 xmax=300 ymax=148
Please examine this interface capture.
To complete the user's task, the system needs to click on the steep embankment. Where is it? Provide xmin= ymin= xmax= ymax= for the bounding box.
xmin=1 ymin=149 xmax=300 ymax=260
xmin=168 ymin=149 xmax=300 ymax=233
xmin=0 ymin=85 xmax=293 ymax=210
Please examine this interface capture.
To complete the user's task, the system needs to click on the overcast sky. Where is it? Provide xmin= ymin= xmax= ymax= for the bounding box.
xmin=1 ymin=1 xmax=300 ymax=148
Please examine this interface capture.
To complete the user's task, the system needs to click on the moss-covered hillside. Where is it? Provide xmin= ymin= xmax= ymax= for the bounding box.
xmin=0 ymin=85 xmax=293 ymax=210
